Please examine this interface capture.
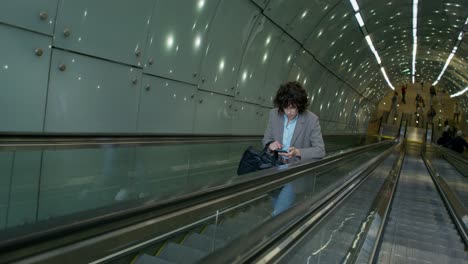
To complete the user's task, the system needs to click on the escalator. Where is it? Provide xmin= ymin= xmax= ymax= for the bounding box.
xmin=215 ymin=128 xmax=468 ymax=264
xmin=0 ymin=134 xmax=387 ymax=264
xmin=133 ymin=143 xmax=392 ymax=264
xmin=135 ymin=196 xmax=272 ymax=264
xmin=376 ymin=142 xmax=467 ymax=263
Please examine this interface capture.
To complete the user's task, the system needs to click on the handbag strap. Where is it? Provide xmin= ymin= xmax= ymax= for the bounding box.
xmin=262 ymin=141 xmax=275 ymax=154
xmin=262 ymin=140 xmax=278 ymax=166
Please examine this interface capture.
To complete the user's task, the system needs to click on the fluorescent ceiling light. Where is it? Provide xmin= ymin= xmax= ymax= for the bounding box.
xmin=450 ymin=87 xmax=468 ymax=97
xmin=432 ymin=17 xmax=465 ymax=86
xmin=350 ymin=0 xmax=394 ymax=90
xmin=350 ymin=0 xmax=359 ymax=11
xmin=412 ymin=0 xmax=418 ymax=83
xmin=355 ymin=12 xmax=365 ymax=27
xmin=380 ymin=67 xmax=395 ymax=90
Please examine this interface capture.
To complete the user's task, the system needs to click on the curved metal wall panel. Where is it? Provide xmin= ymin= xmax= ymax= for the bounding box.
xmin=198 ymin=0 xmax=260 ymax=96
xmin=53 ymin=0 xmax=154 ymax=67
xmin=193 ymin=91 xmax=235 ymax=134
xmin=251 ymin=0 xmax=270 ymax=9
xmin=236 ymin=16 xmax=283 ymax=105
xmin=0 ymin=0 xmax=58 ymax=35
xmin=143 ymin=0 xmax=221 ymax=84
xmin=262 ymin=33 xmax=301 ymax=107
xmin=137 ymin=75 xmax=197 ymax=134
xmin=264 ymin=0 xmax=341 ymax=42
xmin=232 ymin=101 xmax=261 ymax=135
xmin=45 ymin=49 xmax=141 ymax=133
xmin=0 ymin=24 xmax=51 ymax=132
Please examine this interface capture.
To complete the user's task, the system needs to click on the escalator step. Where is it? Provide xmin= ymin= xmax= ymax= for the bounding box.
xmin=182 ymin=232 xmax=226 ymax=252
xmin=202 ymin=224 xmax=238 ymax=241
xmin=134 ymin=254 xmax=174 ymax=264
xmin=158 ymin=242 xmax=207 ymax=264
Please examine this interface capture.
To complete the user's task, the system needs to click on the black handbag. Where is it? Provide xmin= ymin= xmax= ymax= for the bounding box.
xmin=237 ymin=141 xmax=277 ymax=175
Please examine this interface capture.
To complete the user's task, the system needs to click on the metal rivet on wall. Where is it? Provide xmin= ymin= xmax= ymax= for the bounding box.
xmin=135 ymin=49 xmax=141 ymax=57
xmin=132 ymin=77 xmax=138 ymax=84
xmin=145 ymin=84 xmax=150 ymax=91
xmin=63 ymin=28 xmax=71 ymax=37
xmin=193 ymin=72 xmax=198 ymax=77
xmin=34 ymin=48 xmax=43 ymax=57
xmin=148 ymin=58 xmax=154 ymax=65
xmin=58 ymin=64 xmax=66 ymax=71
xmin=199 ymin=99 xmax=203 ymax=104
xmin=39 ymin=12 xmax=48 ymax=20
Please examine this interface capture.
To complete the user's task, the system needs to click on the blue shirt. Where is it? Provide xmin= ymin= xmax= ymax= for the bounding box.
xmin=282 ymin=114 xmax=298 ymax=151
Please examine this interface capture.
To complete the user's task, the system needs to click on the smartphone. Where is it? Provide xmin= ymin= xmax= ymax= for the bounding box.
xmin=275 ymin=149 xmax=288 ymax=153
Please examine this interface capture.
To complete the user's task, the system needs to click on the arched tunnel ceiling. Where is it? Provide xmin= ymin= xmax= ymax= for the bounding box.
xmin=264 ymin=0 xmax=467 ymax=106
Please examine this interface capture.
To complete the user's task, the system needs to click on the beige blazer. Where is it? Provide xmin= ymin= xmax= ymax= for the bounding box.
xmin=262 ymin=108 xmax=325 ymax=161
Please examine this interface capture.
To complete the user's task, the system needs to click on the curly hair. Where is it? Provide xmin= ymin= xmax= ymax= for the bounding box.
xmin=273 ymin=81 xmax=309 ymax=113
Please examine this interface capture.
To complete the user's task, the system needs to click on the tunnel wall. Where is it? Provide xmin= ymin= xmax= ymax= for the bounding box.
xmin=0 ymin=0 xmax=377 ymax=135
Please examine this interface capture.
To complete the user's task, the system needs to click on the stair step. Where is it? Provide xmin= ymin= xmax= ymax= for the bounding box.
xmin=134 ymin=254 xmax=174 ymax=264
xmin=202 ymin=225 xmax=239 ymax=241
xmin=158 ymin=242 xmax=207 ymax=264
xmin=182 ymin=233 xmax=226 ymax=252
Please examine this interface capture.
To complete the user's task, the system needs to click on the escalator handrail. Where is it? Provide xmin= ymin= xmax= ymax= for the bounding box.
xmin=0 ymin=135 xmax=263 ymax=150
xmin=345 ymin=141 xmax=406 ymax=264
xmin=0 ymin=134 xmax=373 ymax=150
xmin=432 ymin=143 xmax=468 ymax=166
xmin=422 ymin=152 xmax=468 ymax=247
xmin=0 ymin=140 xmax=394 ymax=263
xmin=200 ymin=142 xmax=397 ymax=264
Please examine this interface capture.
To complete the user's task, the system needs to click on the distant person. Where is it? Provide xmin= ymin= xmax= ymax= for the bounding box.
xmin=427 ymin=106 xmax=436 ymax=124
xmin=445 ymin=130 xmax=468 ymax=154
xmin=429 ymin=85 xmax=436 ymax=106
xmin=437 ymin=131 xmax=452 ymax=146
xmin=443 ymin=119 xmax=454 ymax=137
xmin=401 ymin=84 xmax=407 ymax=104
xmin=415 ymin=93 xmax=424 ymax=111
xmin=415 ymin=96 xmax=424 ymax=116
xmin=420 ymin=81 xmax=424 ymax=91
xmin=453 ymin=102 xmax=460 ymax=124
xmin=444 ymin=119 xmax=450 ymax=132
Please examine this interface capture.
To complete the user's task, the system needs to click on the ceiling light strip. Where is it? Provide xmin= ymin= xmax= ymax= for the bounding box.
xmin=411 ymin=0 xmax=418 ymax=82
xmin=349 ymin=0 xmax=394 ymax=90
xmin=450 ymin=87 xmax=468 ymax=98
xmin=432 ymin=16 xmax=467 ymax=87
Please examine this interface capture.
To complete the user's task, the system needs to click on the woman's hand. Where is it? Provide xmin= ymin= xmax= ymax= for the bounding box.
xmin=268 ymin=141 xmax=283 ymax=151
xmin=278 ymin=147 xmax=301 ymax=159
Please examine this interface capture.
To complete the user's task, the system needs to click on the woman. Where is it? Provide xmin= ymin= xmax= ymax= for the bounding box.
xmin=262 ymin=81 xmax=325 ymax=216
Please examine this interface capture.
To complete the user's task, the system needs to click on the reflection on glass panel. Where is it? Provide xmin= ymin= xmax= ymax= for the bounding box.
xmin=0 ymin=152 xmax=13 ymax=229
xmin=39 ymin=146 xmax=135 ymax=220
xmin=0 ymin=140 xmax=262 ymax=232
xmin=7 ymin=151 xmax=42 ymax=229
xmin=0 ymin=136 xmax=380 ymax=239
xmin=278 ymin=152 xmax=397 ymax=263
